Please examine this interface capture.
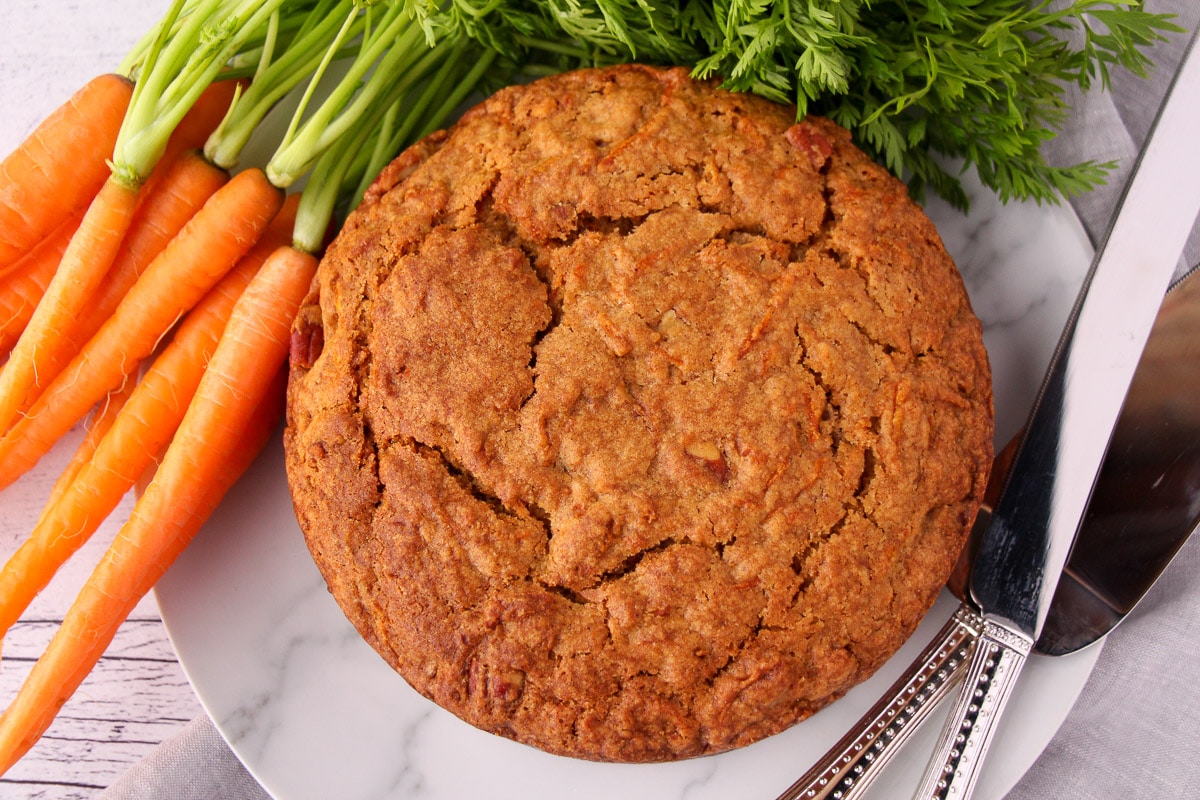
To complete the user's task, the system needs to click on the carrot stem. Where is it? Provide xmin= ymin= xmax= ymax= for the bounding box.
xmin=112 ymin=0 xmax=287 ymax=186
xmin=139 ymin=79 xmax=241 ymax=198
xmin=205 ymin=0 xmax=359 ymax=170
xmin=268 ymin=2 xmax=430 ymax=187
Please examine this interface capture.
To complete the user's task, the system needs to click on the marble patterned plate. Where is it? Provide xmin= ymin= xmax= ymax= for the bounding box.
xmin=156 ymin=165 xmax=1100 ymax=800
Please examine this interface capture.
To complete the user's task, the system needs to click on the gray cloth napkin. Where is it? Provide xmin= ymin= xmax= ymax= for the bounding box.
xmin=100 ymin=3 xmax=1200 ymax=798
xmin=99 ymin=718 xmax=271 ymax=800
xmin=1040 ymin=0 xmax=1200 ymax=280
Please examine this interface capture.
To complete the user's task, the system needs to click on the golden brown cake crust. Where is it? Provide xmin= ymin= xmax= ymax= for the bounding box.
xmin=283 ymin=64 xmax=993 ymax=763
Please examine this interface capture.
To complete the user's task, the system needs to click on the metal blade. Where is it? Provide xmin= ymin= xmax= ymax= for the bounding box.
xmin=959 ymin=266 xmax=1200 ymax=654
xmin=970 ymin=31 xmax=1200 ymax=641
xmin=1037 ymin=265 xmax=1200 ymax=655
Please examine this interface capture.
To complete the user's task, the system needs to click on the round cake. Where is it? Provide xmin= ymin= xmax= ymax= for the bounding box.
xmin=283 ymin=64 xmax=993 ymax=763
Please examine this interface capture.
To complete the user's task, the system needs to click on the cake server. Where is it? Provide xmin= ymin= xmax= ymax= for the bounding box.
xmin=1033 ymin=268 xmax=1200 ymax=657
xmin=965 ymin=263 xmax=1200 ymax=658
xmin=774 ymin=26 xmax=1200 ymax=800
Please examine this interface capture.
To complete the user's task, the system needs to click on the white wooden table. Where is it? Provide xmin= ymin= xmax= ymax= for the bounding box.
xmin=0 ymin=2 xmax=206 ymax=797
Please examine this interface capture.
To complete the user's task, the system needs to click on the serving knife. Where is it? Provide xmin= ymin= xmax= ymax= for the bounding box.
xmin=775 ymin=26 xmax=1200 ymax=800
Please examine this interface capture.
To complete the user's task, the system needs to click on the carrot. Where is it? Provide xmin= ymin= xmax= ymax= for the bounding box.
xmin=37 ymin=377 xmax=138 ymax=524
xmin=136 ymin=368 xmax=290 ymax=600
xmin=0 ymin=60 xmax=246 ymax=433
xmin=0 ymin=81 xmax=236 ymax=348
xmin=20 ymin=151 xmax=229 ymax=407
xmin=0 ymin=196 xmax=298 ymax=638
xmin=0 ymin=212 xmax=84 ymax=356
xmin=0 ymin=367 xmax=286 ymax=774
xmin=125 ymin=242 xmax=316 ymax=581
xmin=0 ymin=243 xmax=311 ymax=772
xmin=0 ymin=176 xmax=145 ymax=434
xmin=0 ymin=376 xmax=133 ymax=663
xmin=0 ymin=168 xmax=283 ymax=490
xmin=0 ymin=80 xmax=239 ymax=423
xmin=0 ymin=74 xmax=133 ymax=274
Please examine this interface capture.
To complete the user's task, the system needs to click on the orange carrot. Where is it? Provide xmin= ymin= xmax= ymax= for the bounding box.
xmin=21 ymin=151 xmax=230 ymax=406
xmin=0 ymin=168 xmax=284 ymax=490
xmin=137 ymin=369 xmax=289 ymax=601
xmin=0 ymin=243 xmax=310 ymax=770
xmin=0 ymin=81 xmax=235 ymax=348
xmin=37 ymin=377 xmax=138 ymax=524
xmin=0 ymin=176 xmax=144 ymax=434
xmin=0 ymin=366 xmax=286 ymax=774
xmin=0 ymin=211 xmax=84 ymax=355
xmin=0 ymin=196 xmax=298 ymax=637
xmin=0 ymin=81 xmax=238 ymax=431
xmin=0 ymin=80 xmax=243 ymax=427
xmin=0 ymin=75 xmax=133 ymax=274
xmin=0 ymin=374 xmax=132 ymax=664
xmin=125 ymin=243 xmax=316 ymax=581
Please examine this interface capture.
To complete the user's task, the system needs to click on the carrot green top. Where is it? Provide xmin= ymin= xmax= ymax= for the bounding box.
xmin=110 ymin=0 xmax=1184 ymax=244
xmin=113 ymin=0 xmax=287 ymax=188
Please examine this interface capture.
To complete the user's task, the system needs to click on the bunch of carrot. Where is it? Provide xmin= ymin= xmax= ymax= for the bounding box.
xmin=0 ymin=0 xmax=507 ymax=774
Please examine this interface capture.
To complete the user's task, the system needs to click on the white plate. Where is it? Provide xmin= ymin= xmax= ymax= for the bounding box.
xmin=156 ymin=162 xmax=1099 ymax=800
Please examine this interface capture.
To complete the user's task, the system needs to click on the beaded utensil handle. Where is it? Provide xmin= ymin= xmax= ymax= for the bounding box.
xmin=775 ymin=605 xmax=983 ymax=800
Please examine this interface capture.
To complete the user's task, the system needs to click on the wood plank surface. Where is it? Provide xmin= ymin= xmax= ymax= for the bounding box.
xmin=0 ymin=618 xmax=199 ymax=799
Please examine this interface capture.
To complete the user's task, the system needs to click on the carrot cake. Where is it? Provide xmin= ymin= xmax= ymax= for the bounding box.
xmin=283 ymin=64 xmax=994 ymax=762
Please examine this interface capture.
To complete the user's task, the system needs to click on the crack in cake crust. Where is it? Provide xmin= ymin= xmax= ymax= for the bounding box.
xmin=283 ymin=64 xmax=993 ymax=763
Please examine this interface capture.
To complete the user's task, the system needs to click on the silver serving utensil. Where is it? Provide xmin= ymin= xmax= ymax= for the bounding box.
xmin=1035 ymin=266 xmax=1200 ymax=656
xmin=775 ymin=27 xmax=1200 ymax=800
